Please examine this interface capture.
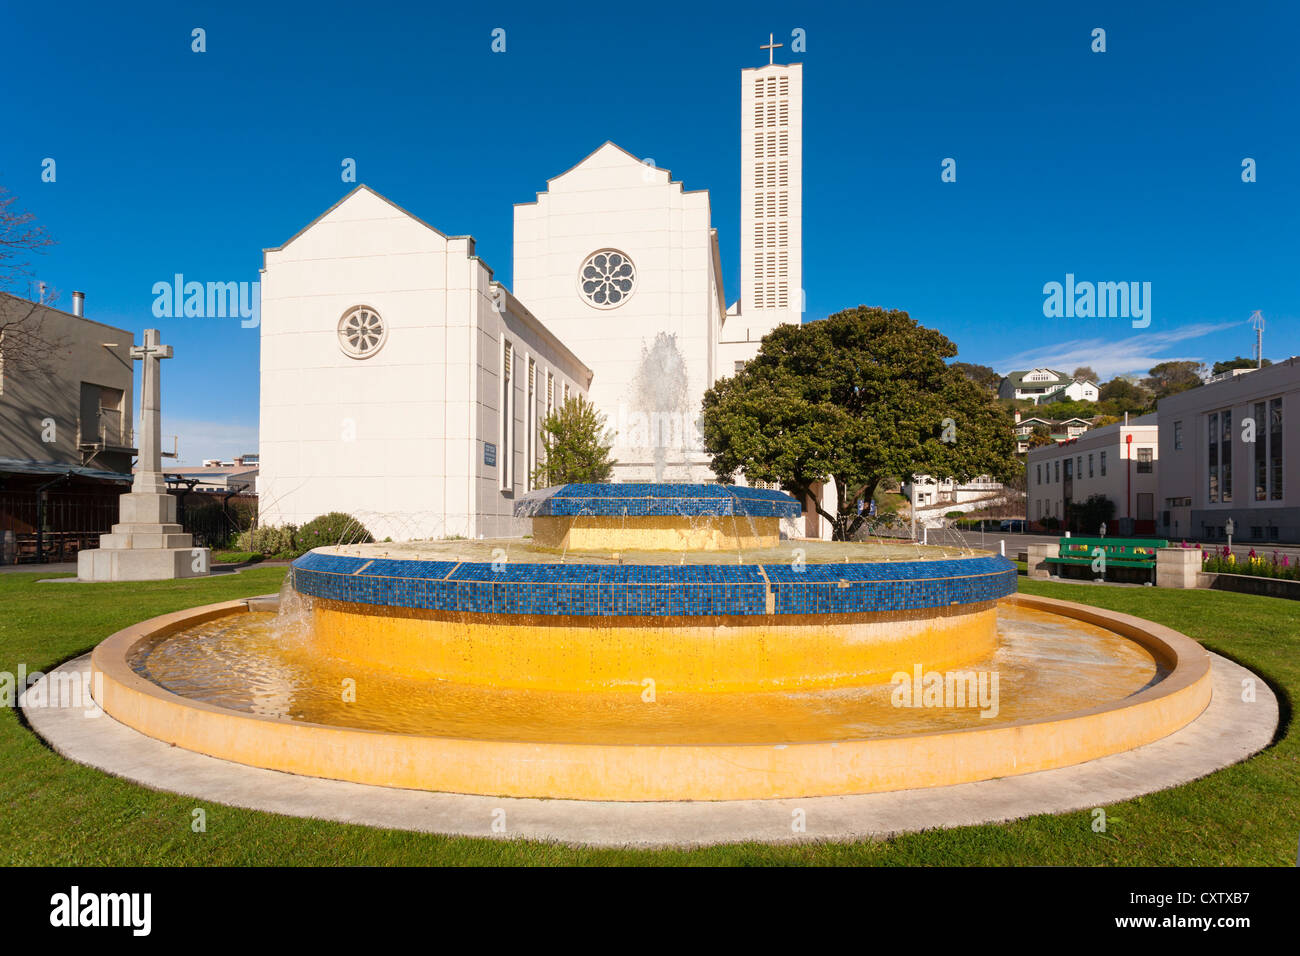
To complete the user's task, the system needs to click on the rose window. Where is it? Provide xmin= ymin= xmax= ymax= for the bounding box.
xmin=337 ymin=306 xmax=387 ymax=358
xmin=579 ymin=250 xmax=636 ymax=309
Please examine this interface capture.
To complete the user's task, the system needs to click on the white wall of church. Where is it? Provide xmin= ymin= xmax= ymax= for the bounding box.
xmin=513 ymin=143 xmax=723 ymax=482
xmin=259 ymin=186 xmax=588 ymax=542
xmin=475 ymin=287 xmax=592 ymax=537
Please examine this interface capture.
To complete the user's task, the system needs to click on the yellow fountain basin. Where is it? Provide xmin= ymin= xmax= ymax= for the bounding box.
xmin=308 ymin=598 xmax=998 ymax=692
xmin=530 ymin=514 xmax=782 ymax=551
xmin=89 ymin=594 xmax=1212 ymax=801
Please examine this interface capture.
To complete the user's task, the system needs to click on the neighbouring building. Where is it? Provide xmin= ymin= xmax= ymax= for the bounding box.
xmin=1026 ymin=414 xmax=1159 ymax=533
xmin=1035 ymin=379 xmax=1099 ymax=404
xmin=165 ymin=459 xmax=259 ymax=492
xmin=1013 ymin=412 xmax=1092 ymax=454
xmin=1158 ymin=357 xmax=1298 ymax=543
xmin=258 ymin=52 xmax=805 ymax=540
xmin=0 ymin=291 xmax=135 ymax=473
xmin=1000 ymin=368 xmax=1075 ymax=402
xmin=903 ymin=475 xmax=1004 ymax=509
xmin=0 ymin=292 xmax=137 ymax=562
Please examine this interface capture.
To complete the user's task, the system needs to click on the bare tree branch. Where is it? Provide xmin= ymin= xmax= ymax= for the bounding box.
xmin=0 ymin=184 xmax=66 ymax=377
xmin=0 ymin=184 xmax=54 ymax=289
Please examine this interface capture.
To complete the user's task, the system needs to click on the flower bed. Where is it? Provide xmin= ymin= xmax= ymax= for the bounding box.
xmin=1184 ymin=543 xmax=1300 ymax=581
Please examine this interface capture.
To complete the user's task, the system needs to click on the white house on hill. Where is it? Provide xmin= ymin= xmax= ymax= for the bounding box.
xmin=1000 ymin=368 xmax=1098 ymax=404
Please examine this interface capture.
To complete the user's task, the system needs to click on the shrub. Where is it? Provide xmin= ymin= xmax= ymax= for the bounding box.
xmin=1071 ymin=494 xmax=1116 ymax=535
xmin=296 ymin=512 xmax=374 ymax=552
xmin=211 ymin=551 xmax=263 ymax=566
xmin=235 ymin=524 xmax=298 ymax=556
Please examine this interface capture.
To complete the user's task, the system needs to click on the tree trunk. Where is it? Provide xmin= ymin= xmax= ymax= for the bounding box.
xmin=830 ymin=478 xmax=879 ymax=541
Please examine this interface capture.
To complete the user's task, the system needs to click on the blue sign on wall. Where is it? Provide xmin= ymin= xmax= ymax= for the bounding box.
xmin=484 ymin=442 xmax=497 ymax=467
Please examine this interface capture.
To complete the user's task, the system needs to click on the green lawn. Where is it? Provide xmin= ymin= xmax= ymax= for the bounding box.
xmin=0 ymin=569 xmax=1293 ymax=865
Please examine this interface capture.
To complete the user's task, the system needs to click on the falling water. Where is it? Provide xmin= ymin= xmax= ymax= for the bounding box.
xmin=631 ymin=332 xmax=690 ymax=482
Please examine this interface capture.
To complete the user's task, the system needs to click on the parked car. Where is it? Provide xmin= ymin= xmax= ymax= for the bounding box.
xmin=1000 ymin=519 xmax=1026 ymax=533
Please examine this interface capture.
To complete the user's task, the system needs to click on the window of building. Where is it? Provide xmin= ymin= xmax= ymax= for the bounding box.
xmin=1207 ymin=412 xmax=1218 ymax=503
xmin=1173 ymin=420 xmax=1183 ymax=450
xmin=337 ymin=305 xmax=387 ymax=358
xmin=1054 ymin=460 xmax=1060 ymax=483
xmin=734 ymin=360 xmax=745 ymax=375
xmin=80 ymin=383 xmax=125 ymax=447
xmin=578 ymin=249 xmax=637 ymax=309
xmin=1270 ymin=398 xmax=1283 ymax=500
xmin=1100 ymin=451 xmax=1107 ymax=476
xmin=1254 ymin=402 xmax=1267 ymax=501
xmin=1036 ymin=464 xmax=1041 ymax=485
xmin=546 ymin=372 xmax=554 ymax=417
xmin=1221 ymin=410 xmax=1232 ymax=501
xmin=499 ymin=340 xmax=514 ymax=491
xmin=1136 ymin=448 xmax=1153 ymax=474
xmin=526 ymin=357 xmax=537 ymax=492
xmin=1088 ymin=453 xmax=1094 ymax=478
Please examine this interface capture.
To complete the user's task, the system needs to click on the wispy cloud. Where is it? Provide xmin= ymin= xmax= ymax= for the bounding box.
xmin=993 ymin=322 xmax=1241 ymax=379
xmin=161 ymin=417 xmax=258 ymax=465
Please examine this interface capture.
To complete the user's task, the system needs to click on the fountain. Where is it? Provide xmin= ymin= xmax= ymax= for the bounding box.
xmin=89 ymin=483 xmax=1213 ymax=802
xmin=630 ymin=333 xmax=692 ymax=482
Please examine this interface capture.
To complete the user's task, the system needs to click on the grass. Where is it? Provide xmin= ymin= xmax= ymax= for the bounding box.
xmin=0 ymin=569 xmax=1294 ymax=865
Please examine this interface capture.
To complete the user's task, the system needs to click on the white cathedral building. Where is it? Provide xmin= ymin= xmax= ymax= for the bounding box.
xmin=258 ymin=59 xmax=807 ymax=541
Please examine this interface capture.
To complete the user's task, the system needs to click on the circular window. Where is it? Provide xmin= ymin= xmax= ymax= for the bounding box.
xmin=337 ymin=306 xmax=387 ymax=358
xmin=578 ymin=249 xmax=636 ymax=309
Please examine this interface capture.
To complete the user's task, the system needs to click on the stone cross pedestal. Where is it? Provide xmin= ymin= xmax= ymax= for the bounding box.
xmin=78 ymin=329 xmax=211 ymax=581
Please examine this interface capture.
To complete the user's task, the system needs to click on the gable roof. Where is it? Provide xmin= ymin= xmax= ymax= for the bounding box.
xmin=1003 ymin=368 xmax=1069 ymax=386
xmin=515 ymin=141 xmax=707 ymax=207
xmin=544 ymin=141 xmax=668 ymax=184
xmin=262 ymin=184 xmax=461 ymax=264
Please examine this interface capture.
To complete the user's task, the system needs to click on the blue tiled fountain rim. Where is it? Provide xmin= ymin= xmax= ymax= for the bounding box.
xmin=514 ymin=483 xmax=803 ymax=519
xmin=292 ymin=551 xmax=1018 ymax=617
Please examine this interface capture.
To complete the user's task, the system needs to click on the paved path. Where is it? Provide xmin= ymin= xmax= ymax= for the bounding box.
xmin=0 ymin=562 xmax=78 ymax=575
xmin=21 ymin=651 xmax=1277 ymax=848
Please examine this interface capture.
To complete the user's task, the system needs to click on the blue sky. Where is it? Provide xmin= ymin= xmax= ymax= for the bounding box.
xmin=4 ymin=1 xmax=1296 ymax=462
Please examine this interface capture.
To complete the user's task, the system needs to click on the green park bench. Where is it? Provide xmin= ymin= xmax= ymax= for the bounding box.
xmin=1044 ymin=537 xmax=1169 ymax=583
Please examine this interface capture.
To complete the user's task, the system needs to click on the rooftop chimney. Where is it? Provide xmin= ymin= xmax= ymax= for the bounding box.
xmin=72 ymin=291 xmax=85 ymax=317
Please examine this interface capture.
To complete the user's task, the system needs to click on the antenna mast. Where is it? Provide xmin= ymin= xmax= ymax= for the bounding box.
xmin=1250 ymin=311 xmax=1265 ymax=368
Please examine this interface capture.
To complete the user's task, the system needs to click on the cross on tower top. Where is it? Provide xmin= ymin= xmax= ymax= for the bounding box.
xmin=760 ymin=32 xmax=782 ymax=65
